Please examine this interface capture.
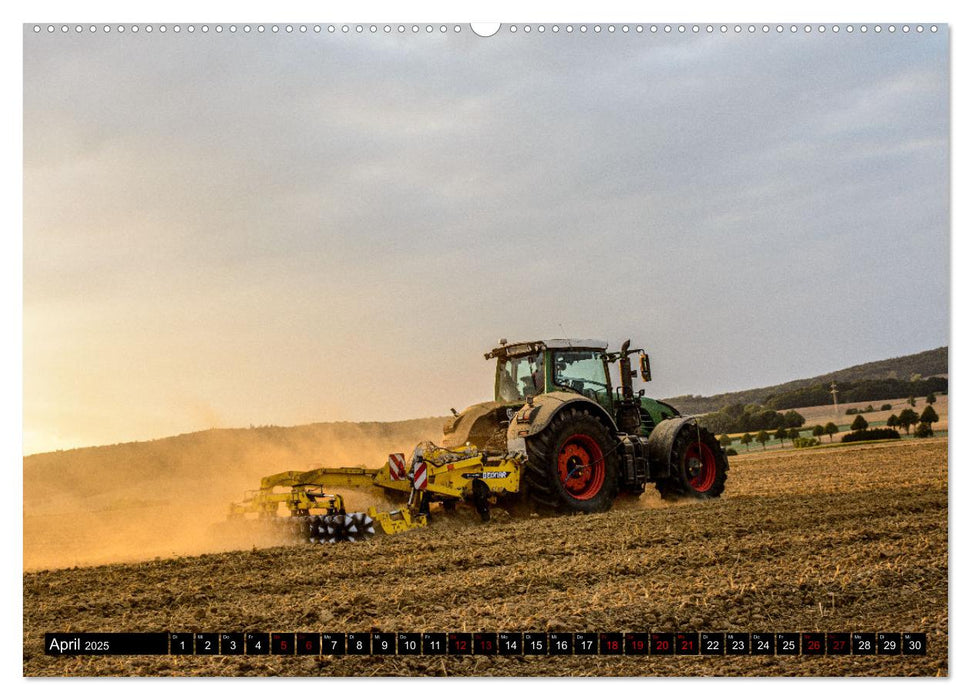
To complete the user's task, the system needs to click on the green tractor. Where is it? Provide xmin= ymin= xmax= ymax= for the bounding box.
xmin=442 ymin=338 xmax=728 ymax=514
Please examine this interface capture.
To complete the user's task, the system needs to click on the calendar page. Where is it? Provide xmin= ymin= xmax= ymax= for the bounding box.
xmin=22 ymin=18 xmax=948 ymax=679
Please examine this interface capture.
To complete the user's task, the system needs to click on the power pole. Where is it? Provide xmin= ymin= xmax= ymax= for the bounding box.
xmin=830 ymin=382 xmax=839 ymax=420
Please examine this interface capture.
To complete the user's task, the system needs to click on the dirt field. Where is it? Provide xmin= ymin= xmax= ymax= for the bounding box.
xmin=22 ymin=438 xmax=947 ymax=677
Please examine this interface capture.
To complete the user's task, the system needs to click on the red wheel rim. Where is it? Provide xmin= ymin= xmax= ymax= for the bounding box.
xmin=557 ymin=434 xmax=606 ymax=500
xmin=685 ymin=440 xmax=717 ymax=492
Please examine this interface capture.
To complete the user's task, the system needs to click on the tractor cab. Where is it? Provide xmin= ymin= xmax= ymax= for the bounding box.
xmin=489 ymin=339 xmax=614 ymax=411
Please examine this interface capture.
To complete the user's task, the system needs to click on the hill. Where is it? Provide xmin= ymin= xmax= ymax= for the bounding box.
xmin=663 ymin=346 xmax=948 ymax=416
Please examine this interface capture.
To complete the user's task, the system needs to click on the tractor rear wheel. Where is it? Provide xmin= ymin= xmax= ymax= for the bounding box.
xmin=655 ymin=424 xmax=728 ymax=500
xmin=524 ymin=407 xmax=620 ymax=514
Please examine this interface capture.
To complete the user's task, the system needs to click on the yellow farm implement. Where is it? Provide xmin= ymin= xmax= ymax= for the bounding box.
xmin=229 ymin=442 xmax=524 ymax=541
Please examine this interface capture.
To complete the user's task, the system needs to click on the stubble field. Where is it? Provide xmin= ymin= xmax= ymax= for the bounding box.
xmin=23 ymin=438 xmax=948 ymax=677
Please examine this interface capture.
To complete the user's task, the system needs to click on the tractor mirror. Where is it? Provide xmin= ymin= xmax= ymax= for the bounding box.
xmin=639 ymin=353 xmax=652 ymax=382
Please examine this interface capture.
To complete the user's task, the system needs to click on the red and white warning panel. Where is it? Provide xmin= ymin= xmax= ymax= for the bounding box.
xmin=413 ymin=461 xmax=428 ymax=490
xmin=388 ymin=453 xmax=407 ymax=481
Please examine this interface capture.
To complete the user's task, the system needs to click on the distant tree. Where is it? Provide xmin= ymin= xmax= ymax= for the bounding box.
xmin=724 ymin=403 xmax=746 ymax=418
xmin=756 ymin=430 xmax=770 ymax=451
xmin=758 ymin=409 xmax=784 ymax=431
xmin=914 ymin=422 xmax=933 ymax=438
xmin=926 ymin=392 xmax=937 ymax=405
xmin=774 ymin=426 xmax=788 ymax=446
xmin=719 ymin=434 xmax=733 ymax=449
xmin=788 ymin=427 xmax=801 ymax=442
xmin=920 ymin=405 xmax=939 ymax=426
xmin=824 ymin=422 xmax=839 ymax=442
xmin=886 ymin=414 xmax=900 ymax=430
xmin=864 ymin=404 xmax=875 ymax=413
xmin=740 ymin=433 xmax=753 ymax=451
xmin=699 ymin=404 xmax=800 ymax=435
xmin=880 ymin=404 xmax=893 ymax=411
xmin=846 ymin=407 xmax=859 ymax=415
xmin=908 ymin=395 xmax=917 ymax=407
xmin=812 ymin=424 xmax=825 ymax=440
xmin=782 ymin=410 xmax=806 ymax=428
xmin=851 ymin=414 xmax=869 ymax=432
xmin=898 ymin=408 xmax=920 ymax=434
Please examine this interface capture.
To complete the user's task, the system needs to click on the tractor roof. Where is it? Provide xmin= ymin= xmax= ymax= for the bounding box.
xmin=542 ymin=338 xmax=609 ymax=350
xmin=486 ymin=338 xmax=609 ymax=359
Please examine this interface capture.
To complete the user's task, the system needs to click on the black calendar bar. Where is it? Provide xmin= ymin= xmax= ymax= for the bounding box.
xmin=45 ymin=633 xmax=169 ymax=655
xmin=43 ymin=631 xmax=928 ymax=656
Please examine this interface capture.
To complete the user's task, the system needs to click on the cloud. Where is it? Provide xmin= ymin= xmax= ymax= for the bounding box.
xmin=22 ymin=28 xmax=949 ymax=452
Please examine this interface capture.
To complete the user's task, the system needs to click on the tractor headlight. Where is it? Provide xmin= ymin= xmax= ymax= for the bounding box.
xmin=516 ymin=405 xmax=541 ymax=424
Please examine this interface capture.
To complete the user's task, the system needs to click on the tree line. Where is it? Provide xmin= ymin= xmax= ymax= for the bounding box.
xmin=700 ymin=403 xmax=806 ymax=435
xmin=719 ymin=400 xmax=941 ymax=452
xmin=763 ymin=376 xmax=947 ymax=411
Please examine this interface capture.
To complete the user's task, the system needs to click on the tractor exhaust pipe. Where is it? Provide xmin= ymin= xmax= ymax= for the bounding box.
xmin=619 ymin=339 xmax=634 ymax=400
xmin=616 ymin=340 xmax=642 ymax=434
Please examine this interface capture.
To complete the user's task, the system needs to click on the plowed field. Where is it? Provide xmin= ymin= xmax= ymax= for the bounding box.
xmin=23 ymin=438 xmax=948 ymax=677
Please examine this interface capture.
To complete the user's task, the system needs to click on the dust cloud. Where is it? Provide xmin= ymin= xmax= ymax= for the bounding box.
xmin=23 ymin=418 xmax=446 ymax=570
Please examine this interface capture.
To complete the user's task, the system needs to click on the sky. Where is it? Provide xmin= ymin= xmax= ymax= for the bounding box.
xmin=22 ymin=22 xmax=949 ymax=455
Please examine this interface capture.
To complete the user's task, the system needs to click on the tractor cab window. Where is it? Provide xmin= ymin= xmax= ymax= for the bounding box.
xmin=497 ymin=353 xmax=545 ymax=402
xmin=552 ymin=351 xmax=610 ymax=402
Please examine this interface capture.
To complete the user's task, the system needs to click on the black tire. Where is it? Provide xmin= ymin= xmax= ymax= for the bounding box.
xmin=524 ymin=407 xmax=620 ymax=514
xmin=655 ymin=424 xmax=728 ymax=500
xmin=471 ymin=478 xmax=492 ymax=521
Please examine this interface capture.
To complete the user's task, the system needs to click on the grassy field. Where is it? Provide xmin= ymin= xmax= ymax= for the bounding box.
xmin=23 ymin=438 xmax=948 ymax=677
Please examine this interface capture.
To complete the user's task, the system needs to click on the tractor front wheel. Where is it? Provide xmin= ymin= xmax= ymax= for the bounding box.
xmin=524 ymin=407 xmax=620 ymax=514
xmin=655 ymin=424 xmax=728 ymax=500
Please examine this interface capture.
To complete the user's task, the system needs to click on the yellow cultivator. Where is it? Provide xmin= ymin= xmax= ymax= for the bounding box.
xmin=229 ymin=442 xmax=524 ymax=543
